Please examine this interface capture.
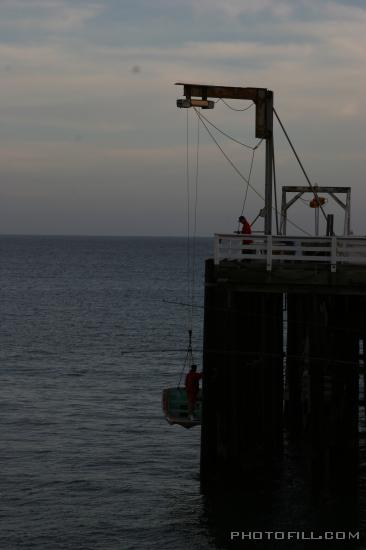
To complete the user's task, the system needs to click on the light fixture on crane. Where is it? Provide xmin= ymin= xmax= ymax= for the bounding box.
xmin=177 ymin=98 xmax=215 ymax=109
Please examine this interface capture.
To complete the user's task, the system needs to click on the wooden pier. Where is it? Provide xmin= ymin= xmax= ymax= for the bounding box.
xmin=200 ymin=235 xmax=366 ymax=489
xmin=174 ymin=81 xmax=364 ymax=492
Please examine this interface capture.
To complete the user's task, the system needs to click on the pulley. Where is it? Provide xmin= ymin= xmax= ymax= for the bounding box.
xmin=309 ymin=196 xmax=326 ymax=208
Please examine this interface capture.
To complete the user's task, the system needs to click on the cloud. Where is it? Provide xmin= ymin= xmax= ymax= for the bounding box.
xmin=0 ymin=3 xmax=365 ymax=144
xmin=192 ymin=0 xmax=293 ymax=18
xmin=0 ymin=0 xmax=103 ymax=33
xmin=0 ymin=0 xmax=365 ymax=235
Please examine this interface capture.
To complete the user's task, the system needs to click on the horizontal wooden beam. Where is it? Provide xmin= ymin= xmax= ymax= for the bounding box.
xmin=176 ymin=83 xmax=272 ymax=139
xmin=282 ymin=186 xmax=351 ymax=193
xmin=175 ymin=82 xmax=268 ymax=102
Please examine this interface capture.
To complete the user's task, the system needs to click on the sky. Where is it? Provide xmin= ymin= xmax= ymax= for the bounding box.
xmin=0 ymin=0 xmax=365 ymax=237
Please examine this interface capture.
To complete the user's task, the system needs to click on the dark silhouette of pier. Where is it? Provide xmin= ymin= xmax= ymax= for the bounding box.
xmin=201 ymin=255 xmax=365 ymax=492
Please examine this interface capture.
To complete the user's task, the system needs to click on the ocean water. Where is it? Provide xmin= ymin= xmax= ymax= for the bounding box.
xmin=1 ymin=236 xmax=365 ymax=550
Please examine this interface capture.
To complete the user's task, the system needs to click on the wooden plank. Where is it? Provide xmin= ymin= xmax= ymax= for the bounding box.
xmin=282 ymin=186 xmax=350 ymax=193
xmin=175 ymin=82 xmax=266 ymax=101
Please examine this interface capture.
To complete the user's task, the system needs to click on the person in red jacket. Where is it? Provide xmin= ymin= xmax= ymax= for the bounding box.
xmin=238 ymin=215 xmax=252 ymax=243
xmin=185 ymin=364 xmax=202 ymax=420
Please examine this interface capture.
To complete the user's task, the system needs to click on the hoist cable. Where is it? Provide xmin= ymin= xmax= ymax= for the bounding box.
xmin=220 ymin=98 xmax=255 ymax=112
xmin=178 ymin=342 xmax=193 ymax=388
xmin=195 ymin=108 xmax=310 ymax=235
xmin=183 ymin=111 xmax=201 ymax=380
xmin=183 ymin=111 xmax=194 ymax=382
xmin=177 ymin=329 xmax=194 ymax=387
xmin=272 ymin=137 xmax=279 ymax=235
xmin=240 ymin=148 xmax=256 ymax=217
xmin=194 ymin=108 xmax=312 ymax=236
xmin=194 ymin=108 xmax=256 ymax=188
xmin=191 ymin=114 xmax=200 ymax=329
xmin=197 ymin=109 xmax=261 ymax=150
xmin=273 ymin=107 xmax=328 ymax=223
xmin=250 ymin=210 xmax=263 ymax=227
xmin=185 ymin=110 xmax=191 ymax=326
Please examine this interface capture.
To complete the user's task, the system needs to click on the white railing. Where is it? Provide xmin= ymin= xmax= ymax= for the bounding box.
xmin=214 ymin=234 xmax=366 ymax=272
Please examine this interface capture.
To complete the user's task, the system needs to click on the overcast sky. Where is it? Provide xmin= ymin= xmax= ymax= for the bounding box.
xmin=0 ymin=0 xmax=365 ymax=236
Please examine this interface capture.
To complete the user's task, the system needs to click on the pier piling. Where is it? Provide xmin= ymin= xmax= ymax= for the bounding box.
xmin=201 ymin=259 xmax=365 ymax=490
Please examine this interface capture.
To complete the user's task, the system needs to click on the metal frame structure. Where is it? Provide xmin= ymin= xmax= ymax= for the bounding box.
xmin=280 ymin=186 xmax=351 ymax=236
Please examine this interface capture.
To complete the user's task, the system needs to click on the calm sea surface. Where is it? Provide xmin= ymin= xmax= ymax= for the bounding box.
xmin=1 ymin=236 xmax=366 ymax=550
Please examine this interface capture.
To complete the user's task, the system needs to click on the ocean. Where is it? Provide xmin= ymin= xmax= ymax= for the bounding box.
xmin=1 ymin=235 xmax=365 ymax=550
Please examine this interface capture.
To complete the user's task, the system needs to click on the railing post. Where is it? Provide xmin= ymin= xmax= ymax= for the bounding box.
xmin=331 ymin=236 xmax=337 ymax=272
xmin=267 ymin=235 xmax=273 ymax=271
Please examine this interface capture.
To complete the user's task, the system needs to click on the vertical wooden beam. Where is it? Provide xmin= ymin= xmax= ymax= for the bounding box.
xmin=285 ymin=293 xmax=309 ymax=435
xmin=201 ymin=260 xmax=283 ymax=489
xmin=200 ymin=260 xmax=229 ymax=489
xmin=307 ymin=295 xmax=327 ymax=484
xmin=265 ymin=91 xmax=273 ymax=235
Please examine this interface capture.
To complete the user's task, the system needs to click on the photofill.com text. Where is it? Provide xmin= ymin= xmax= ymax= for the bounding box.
xmin=230 ymin=531 xmax=359 ymax=541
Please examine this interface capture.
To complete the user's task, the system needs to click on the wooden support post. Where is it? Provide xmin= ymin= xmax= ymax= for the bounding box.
xmin=285 ymin=294 xmax=309 ymax=435
xmin=307 ymin=295 xmax=327 ymax=485
xmin=327 ymin=295 xmax=359 ymax=486
xmin=201 ymin=259 xmax=365 ymax=493
xmin=264 ymin=91 xmax=273 ymax=235
xmin=200 ymin=260 xmax=283 ymax=489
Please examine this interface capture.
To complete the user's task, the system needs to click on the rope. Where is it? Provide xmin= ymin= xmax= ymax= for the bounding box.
xmin=299 ymin=196 xmax=310 ymax=204
xmin=177 ymin=330 xmax=193 ymax=388
xmin=162 ymin=298 xmax=204 ymax=309
xmin=197 ymin=109 xmax=260 ymax=150
xmin=183 ymin=111 xmax=194 ymax=384
xmin=182 ymin=110 xmax=201 ymax=382
xmin=193 ymin=111 xmax=259 ymax=233
xmin=240 ymin=148 xmax=256 ymax=218
xmin=194 ymin=108 xmax=256 ymax=187
xmin=220 ymin=98 xmax=254 ymax=112
xmin=194 ymin=108 xmax=312 ymax=236
xmin=250 ymin=210 xmax=263 ymax=227
xmin=191 ymin=114 xmax=200 ymax=328
xmin=273 ymin=107 xmax=328 ymax=224
xmin=186 ymin=110 xmax=191 ymax=327
xmin=272 ymin=137 xmax=279 ymax=235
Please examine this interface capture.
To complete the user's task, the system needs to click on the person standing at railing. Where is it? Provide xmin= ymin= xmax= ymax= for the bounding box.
xmin=238 ymin=215 xmax=253 ymax=246
xmin=238 ymin=215 xmax=251 ymax=236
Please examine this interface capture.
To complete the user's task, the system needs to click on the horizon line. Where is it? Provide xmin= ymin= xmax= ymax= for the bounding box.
xmin=0 ymin=232 xmax=213 ymax=239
